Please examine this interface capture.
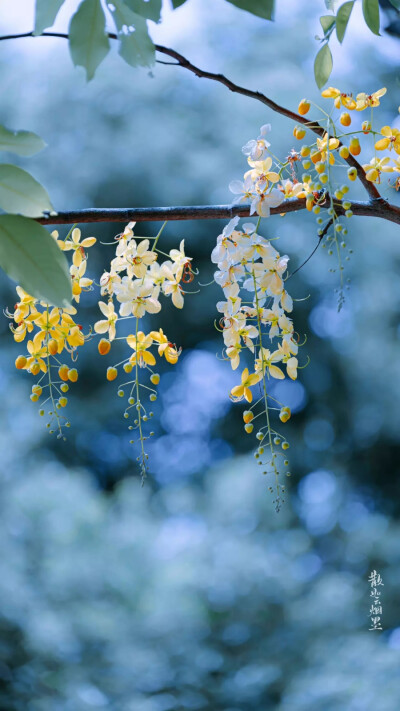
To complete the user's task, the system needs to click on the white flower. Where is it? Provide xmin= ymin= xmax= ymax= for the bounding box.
xmin=250 ymin=188 xmax=285 ymax=218
xmin=94 ymin=301 xmax=118 ymax=341
xmin=115 ymin=277 xmax=161 ymax=318
xmin=229 ymin=175 xmax=255 ymax=205
xmin=242 ymin=124 xmax=272 ymax=161
xmin=125 ymin=238 xmax=158 ymax=279
xmin=162 ymin=267 xmax=185 ymax=309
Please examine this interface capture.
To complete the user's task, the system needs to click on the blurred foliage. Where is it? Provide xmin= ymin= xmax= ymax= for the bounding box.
xmin=0 ymin=0 xmax=399 ymax=707
xmin=1 ymin=461 xmax=400 ymax=710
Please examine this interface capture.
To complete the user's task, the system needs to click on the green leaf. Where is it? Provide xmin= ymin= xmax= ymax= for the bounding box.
xmin=0 ymin=165 xmax=53 ymax=218
xmin=362 ymin=0 xmax=380 ymax=35
xmin=225 ymin=0 xmax=275 ymax=21
xmin=0 ymin=215 xmax=71 ymax=307
xmin=336 ymin=1 xmax=354 ymax=42
xmin=123 ymin=0 xmax=161 ymax=23
xmin=171 ymin=0 xmax=187 ymax=6
xmin=320 ymin=14 xmax=336 ymax=34
xmin=34 ymin=0 xmax=66 ymax=34
xmin=0 ymin=125 xmax=46 ymax=157
xmin=314 ymin=43 xmax=333 ymax=89
xmin=388 ymin=0 xmax=400 ymax=9
xmin=69 ymin=0 xmax=110 ymax=81
xmin=111 ymin=0 xmax=155 ymax=68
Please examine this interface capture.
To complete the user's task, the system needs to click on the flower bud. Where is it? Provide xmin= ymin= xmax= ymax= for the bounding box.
xmin=349 ymin=137 xmax=361 ymax=156
xmin=107 ymin=367 xmax=118 ymax=381
xmin=340 ymin=112 xmax=351 ymax=127
xmin=244 ymin=423 xmax=253 ymax=434
xmin=339 ymin=145 xmax=349 ymax=159
xmin=58 ymin=364 xmax=69 ymax=381
xmin=48 ymin=339 xmax=58 ymax=356
xmin=150 ymin=373 xmax=160 ymax=385
xmin=300 ymin=145 xmax=310 ymax=157
xmin=294 ymin=127 xmax=306 ymax=140
xmin=15 ymin=355 xmax=27 ymax=369
xmin=68 ymin=368 xmax=78 ymax=382
xmin=362 ymin=120 xmax=371 ymax=134
xmin=279 ymin=406 xmax=291 ymax=423
xmin=298 ymin=99 xmax=310 ymax=116
xmin=98 ymin=338 xmax=111 ymax=355
xmin=59 ymin=397 xmax=68 ymax=407
xmin=310 ymin=150 xmax=322 ymax=164
xmin=347 ymin=167 xmax=357 ymax=181
xmin=243 ymin=410 xmax=254 ymax=424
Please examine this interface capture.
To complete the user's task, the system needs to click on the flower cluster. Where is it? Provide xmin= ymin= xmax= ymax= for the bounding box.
xmin=319 ymin=86 xmax=400 ymax=187
xmin=230 ymin=124 xmax=287 ymax=217
xmin=95 ymin=221 xmax=194 ymax=480
xmin=9 ymin=227 xmax=95 ymax=438
xmin=212 ymin=213 xmax=300 ymax=511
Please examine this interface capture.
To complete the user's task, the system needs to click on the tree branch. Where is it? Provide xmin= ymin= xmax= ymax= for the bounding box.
xmin=0 ymin=30 xmax=383 ymax=203
xmin=153 ymin=45 xmax=381 ymax=202
xmin=36 ymin=199 xmax=400 ymax=225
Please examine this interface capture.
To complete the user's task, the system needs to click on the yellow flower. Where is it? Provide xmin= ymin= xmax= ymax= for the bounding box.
xmin=49 ymin=313 xmax=84 ymax=353
xmin=70 ymin=260 xmax=93 ymax=302
xmin=316 ymin=133 xmax=340 ymax=165
xmin=26 ymin=332 xmax=47 ymax=373
xmin=321 ymin=87 xmax=356 ymax=110
xmin=244 ymin=156 xmax=280 ymax=188
xmin=230 ymin=367 xmax=262 ymax=403
xmin=34 ymin=308 xmax=60 ymax=338
xmin=356 ymin=87 xmax=386 ymax=111
xmin=150 ymin=329 xmax=180 ymax=364
xmin=94 ymin=301 xmax=118 ymax=341
xmin=279 ymin=180 xmax=306 ymax=200
xmin=127 ymin=331 xmax=156 ymax=367
xmin=13 ymin=286 xmax=38 ymax=322
xmin=63 ymin=227 xmax=96 ymax=266
xmin=67 ymin=325 xmax=85 ymax=348
xmin=362 ymin=156 xmax=393 ymax=183
xmin=375 ymin=126 xmax=400 ymax=154
xmin=255 ymin=348 xmax=285 ymax=380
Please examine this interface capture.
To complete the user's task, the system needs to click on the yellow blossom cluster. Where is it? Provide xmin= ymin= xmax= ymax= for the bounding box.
xmin=9 ymin=227 xmax=96 ymax=437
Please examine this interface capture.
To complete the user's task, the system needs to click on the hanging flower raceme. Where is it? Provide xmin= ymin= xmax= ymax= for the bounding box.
xmin=212 ymin=199 xmax=301 ymax=512
xmin=94 ymin=221 xmax=193 ymax=481
xmin=8 ymin=227 xmax=95 ymax=438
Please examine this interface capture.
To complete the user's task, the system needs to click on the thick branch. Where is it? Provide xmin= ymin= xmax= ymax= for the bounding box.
xmin=36 ymin=199 xmax=400 ymax=225
xmin=0 ymin=30 xmax=382 ymax=202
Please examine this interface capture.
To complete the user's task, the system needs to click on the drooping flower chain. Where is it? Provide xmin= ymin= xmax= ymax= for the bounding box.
xmin=212 ymin=214 xmax=300 ymax=512
xmin=8 ymin=227 xmax=96 ymax=438
xmin=94 ymin=221 xmax=195 ymax=481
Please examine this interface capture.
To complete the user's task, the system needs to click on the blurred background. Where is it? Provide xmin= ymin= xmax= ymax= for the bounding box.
xmin=1 ymin=0 xmax=400 ymax=708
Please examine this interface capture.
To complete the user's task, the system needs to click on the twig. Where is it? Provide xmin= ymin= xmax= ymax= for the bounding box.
xmin=0 ymin=30 xmax=383 ymax=202
xmin=287 ymin=219 xmax=333 ymax=279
